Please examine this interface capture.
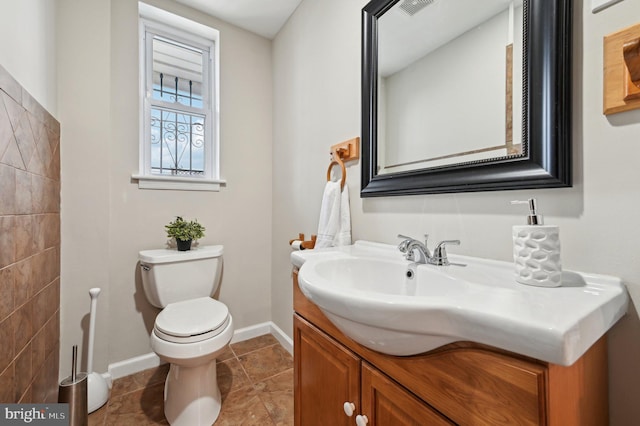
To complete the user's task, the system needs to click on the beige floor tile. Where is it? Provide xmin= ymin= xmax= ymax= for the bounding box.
xmin=88 ymin=402 xmax=108 ymax=426
xmin=231 ymin=334 xmax=279 ymax=356
xmin=110 ymin=364 xmax=169 ymax=398
xmin=214 ymin=386 xmax=274 ymax=426
xmin=133 ymin=364 xmax=169 ymax=388
xmin=217 ymin=357 xmax=252 ymax=400
xmin=91 ymin=335 xmax=293 ymax=425
xmin=106 ymin=382 xmax=167 ymax=426
xmin=110 ymin=374 xmax=142 ymax=397
xmin=255 ymin=369 xmax=294 ymax=425
xmin=238 ymin=344 xmax=293 ymax=383
xmin=216 ymin=344 xmax=235 ymax=362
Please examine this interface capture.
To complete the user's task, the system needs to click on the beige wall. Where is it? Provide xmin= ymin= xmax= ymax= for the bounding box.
xmin=0 ymin=0 xmax=57 ymax=117
xmin=57 ymin=0 xmax=112 ymax=380
xmin=272 ymin=0 xmax=640 ymax=423
xmin=58 ymin=0 xmax=273 ymax=377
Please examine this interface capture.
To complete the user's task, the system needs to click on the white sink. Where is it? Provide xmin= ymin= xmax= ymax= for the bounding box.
xmin=292 ymin=241 xmax=629 ymax=366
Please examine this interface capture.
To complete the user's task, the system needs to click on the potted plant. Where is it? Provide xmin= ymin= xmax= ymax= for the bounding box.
xmin=165 ymin=216 xmax=205 ymax=251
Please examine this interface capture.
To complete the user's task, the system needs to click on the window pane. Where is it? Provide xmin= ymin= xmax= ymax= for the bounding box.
xmin=150 ymin=107 xmax=205 ymax=176
xmin=152 ymin=36 xmax=204 ymax=108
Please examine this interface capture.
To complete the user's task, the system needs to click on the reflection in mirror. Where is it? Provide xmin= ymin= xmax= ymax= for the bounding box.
xmin=377 ymin=0 xmax=524 ymax=174
xmin=361 ymin=0 xmax=572 ymax=196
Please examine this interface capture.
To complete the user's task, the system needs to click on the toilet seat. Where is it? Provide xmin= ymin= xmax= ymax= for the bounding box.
xmin=154 ymin=297 xmax=230 ymax=344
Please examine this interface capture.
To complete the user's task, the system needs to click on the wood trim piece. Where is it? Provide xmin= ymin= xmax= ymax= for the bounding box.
xmin=547 ymin=336 xmax=608 ymax=426
xmin=370 ymin=344 xmax=546 ymax=425
xmin=506 ymin=43 xmax=514 ymax=147
xmin=604 ymin=22 xmax=640 ymax=114
xmin=289 ymin=233 xmax=316 ymax=250
xmin=623 ymin=39 xmax=640 ymax=100
xmin=361 ymin=362 xmax=454 ymax=425
xmin=331 ymin=137 xmax=360 ymax=162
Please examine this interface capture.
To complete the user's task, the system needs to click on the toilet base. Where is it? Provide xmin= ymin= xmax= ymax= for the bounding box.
xmin=164 ymin=360 xmax=221 ymax=426
xmin=150 ymin=311 xmax=234 ymax=425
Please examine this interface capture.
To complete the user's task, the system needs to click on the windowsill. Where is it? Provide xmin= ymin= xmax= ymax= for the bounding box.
xmin=131 ymin=174 xmax=226 ymax=191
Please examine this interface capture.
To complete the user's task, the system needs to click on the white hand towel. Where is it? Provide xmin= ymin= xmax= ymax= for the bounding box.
xmin=316 ymin=181 xmax=352 ymax=248
xmin=335 ymin=184 xmax=352 ymax=246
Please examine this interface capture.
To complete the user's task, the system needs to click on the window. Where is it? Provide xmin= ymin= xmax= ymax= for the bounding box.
xmin=135 ymin=3 xmax=222 ymax=191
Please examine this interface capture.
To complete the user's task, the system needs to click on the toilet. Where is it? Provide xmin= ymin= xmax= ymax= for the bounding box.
xmin=139 ymin=245 xmax=233 ymax=426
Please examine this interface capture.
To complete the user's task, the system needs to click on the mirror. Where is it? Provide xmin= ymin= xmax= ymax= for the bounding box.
xmin=377 ymin=0 xmax=524 ymax=173
xmin=361 ymin=0 xmax=572 ymax=196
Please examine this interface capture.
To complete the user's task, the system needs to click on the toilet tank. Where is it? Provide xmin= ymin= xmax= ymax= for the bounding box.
xmin=139 ymin=245 xmax=223 ymax=308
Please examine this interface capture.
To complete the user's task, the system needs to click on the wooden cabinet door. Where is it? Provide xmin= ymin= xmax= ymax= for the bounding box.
xmin=294 ymin=315 xmax=360 ymax=426
xmin=361 ymin=363 xmax=454 ymax=426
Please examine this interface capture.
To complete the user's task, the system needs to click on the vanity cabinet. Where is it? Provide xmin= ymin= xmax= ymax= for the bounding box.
xmin=294 ymin=314 xmax=359 ymax=426
xmin=360 ymin=361 xmax=453 ymax=425
xmin=295 ymin=315 xmax=452 ymax=426
xmin=293 ymin=272 xmax=608 ymax=426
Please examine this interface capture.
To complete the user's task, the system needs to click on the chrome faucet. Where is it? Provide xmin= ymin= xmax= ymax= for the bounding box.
xmin=397 ymin=234 xmax=460 ymax=266
xmin=398 ymin=234 xmax=431 ymax=263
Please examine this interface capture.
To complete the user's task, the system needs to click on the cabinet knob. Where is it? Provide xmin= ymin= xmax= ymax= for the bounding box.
xmin=355 ymin=414 xmax=369 ymax=426
xmin=343 ymin=402 xmax=355 ymax=417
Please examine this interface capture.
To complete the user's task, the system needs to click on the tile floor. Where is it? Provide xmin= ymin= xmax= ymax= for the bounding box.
xmin=88 ymin=334 xmax=294 ymax=425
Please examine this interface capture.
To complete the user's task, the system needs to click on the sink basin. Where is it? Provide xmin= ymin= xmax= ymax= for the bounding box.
xmin=292 ymin=241 xmax=629 ymax=366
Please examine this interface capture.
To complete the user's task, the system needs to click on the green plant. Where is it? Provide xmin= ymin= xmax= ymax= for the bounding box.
xmin=165 ymin=216 xmax=205 ymax=242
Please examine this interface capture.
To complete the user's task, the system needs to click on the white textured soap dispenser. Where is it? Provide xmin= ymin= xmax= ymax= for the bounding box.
xmin=511 ymin=198 xmax=562 ymax=287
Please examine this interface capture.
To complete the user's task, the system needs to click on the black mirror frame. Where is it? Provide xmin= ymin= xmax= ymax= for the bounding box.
xmin=361 ymin=0 xmax=572 ymax=197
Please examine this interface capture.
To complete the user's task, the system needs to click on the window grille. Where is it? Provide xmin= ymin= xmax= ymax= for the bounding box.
xmin=150 ymin=105 xmax=205 ymax=176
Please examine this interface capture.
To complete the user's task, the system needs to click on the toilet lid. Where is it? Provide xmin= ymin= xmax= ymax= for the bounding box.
xmin=154 ymin=297 xmax=229 ymax=343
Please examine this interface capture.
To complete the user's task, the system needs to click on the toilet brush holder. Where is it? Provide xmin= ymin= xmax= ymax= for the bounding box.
xmin=58 ymin=345 xmax=88 ymax=426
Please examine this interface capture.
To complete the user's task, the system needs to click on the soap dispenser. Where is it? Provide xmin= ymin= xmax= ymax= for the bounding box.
xmin=511 ymin=198 xmax=562 ymax=287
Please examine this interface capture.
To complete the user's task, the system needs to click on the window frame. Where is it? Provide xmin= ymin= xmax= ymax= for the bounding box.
xmin=134 ymin=3 xmax=223 ymax=191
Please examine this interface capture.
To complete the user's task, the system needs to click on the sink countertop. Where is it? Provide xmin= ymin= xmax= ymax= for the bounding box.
xmin=291 ymin=240 xmax=629 ymax=365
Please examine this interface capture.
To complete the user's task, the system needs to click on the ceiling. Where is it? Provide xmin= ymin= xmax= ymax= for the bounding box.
xmin=379 ymin=0 xmax=518 ymax=76
xmin=174 ymin=0 xmax=303 ymax=39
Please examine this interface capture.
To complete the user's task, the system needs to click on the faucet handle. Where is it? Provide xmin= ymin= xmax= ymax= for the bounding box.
xmin=397 ymin=234 xmax=413 ymax=253
xmin=431 ymin=240 xmax=460 ymax=266
xmin=435 ymin=239 xmax=460 ymax=249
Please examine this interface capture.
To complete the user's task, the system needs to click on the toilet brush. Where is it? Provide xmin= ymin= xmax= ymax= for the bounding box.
xmin=87 ymin=288 xmax=110 ymax=413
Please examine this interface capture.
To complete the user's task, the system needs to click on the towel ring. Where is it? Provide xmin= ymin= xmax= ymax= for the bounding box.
xmin=327 ymin=154 xmax=346 ymax=189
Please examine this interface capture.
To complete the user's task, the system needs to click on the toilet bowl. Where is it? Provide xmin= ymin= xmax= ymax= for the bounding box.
xmin=139 ymin=246 xmax=233 ymax=426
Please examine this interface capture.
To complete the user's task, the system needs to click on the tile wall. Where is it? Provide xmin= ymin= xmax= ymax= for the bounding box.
xmin=0 ymin=64 xmax=60 ymax=403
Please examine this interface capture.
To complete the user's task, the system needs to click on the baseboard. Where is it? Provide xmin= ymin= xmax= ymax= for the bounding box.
xmin=108 ymin=321 xmax=293 ymax=380
xmin=229 ymin=321 xmax=273 ymax=344
xmin=268 ymin=321 xmax=293 ymax=355
xmin=230 ymin=321 xmax=293 ymax=355
xmin=108 ymin=352 xmax=163 ymax=380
